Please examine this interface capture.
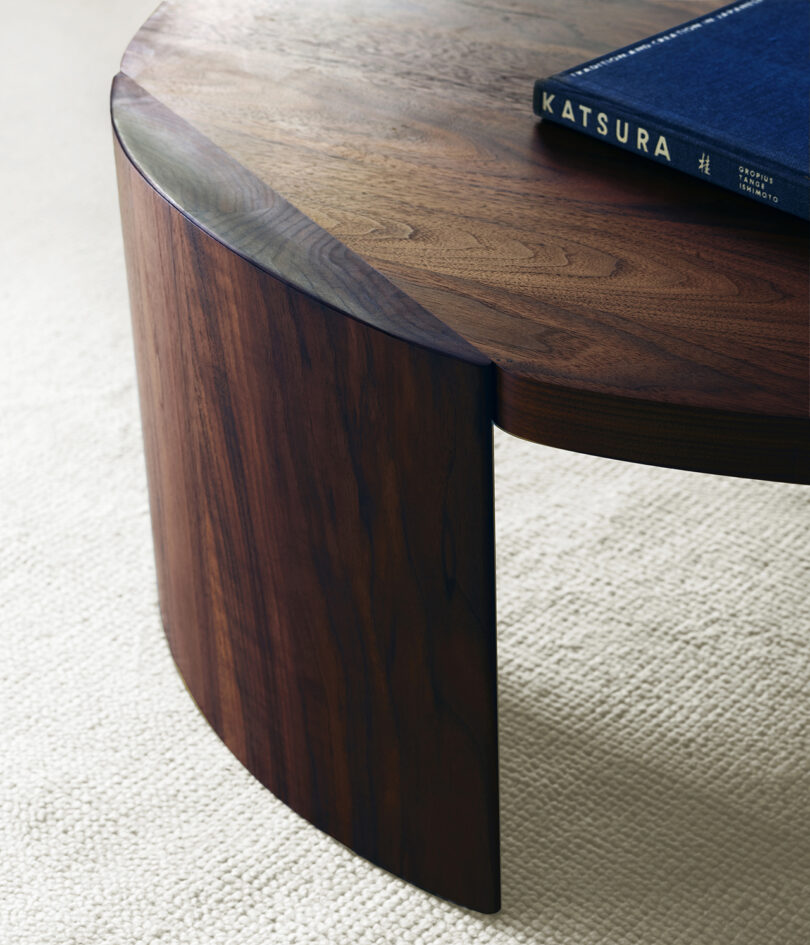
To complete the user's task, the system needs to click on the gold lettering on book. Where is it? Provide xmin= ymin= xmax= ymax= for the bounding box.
xmin=738 ymin=166 xmax=774 ymax=185
xmin=541 ymin=96 xmax=671 ymax=161
xmin=737 ymin=165 xmax=779 ymax=203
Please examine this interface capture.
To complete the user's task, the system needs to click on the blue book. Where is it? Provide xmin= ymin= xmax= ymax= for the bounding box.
xmin=533 ymin=0 xmax=809 ymax=220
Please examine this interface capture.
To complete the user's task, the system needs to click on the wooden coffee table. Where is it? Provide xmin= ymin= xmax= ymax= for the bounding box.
xmin=112 ymin=0 xmax=808 ymax=913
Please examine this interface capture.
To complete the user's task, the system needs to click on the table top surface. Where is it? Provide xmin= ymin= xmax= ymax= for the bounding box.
xmin=117 ymin=0 xmax=809 ymax=481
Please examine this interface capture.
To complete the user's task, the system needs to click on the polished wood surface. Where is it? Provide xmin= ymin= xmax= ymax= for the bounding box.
xmin=112 ymin=74 xmax=484 ymax=363
xmin=119 ymin=0 xmax=809 ymax=482
xmin=113 ymin=0 xmax=808 ymax=915
xmin=115 ymin=80 xmax=500 ymax=910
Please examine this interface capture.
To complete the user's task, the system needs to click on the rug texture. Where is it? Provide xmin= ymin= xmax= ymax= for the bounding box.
xmin=2 ymin=2 xmax=808 ymax=943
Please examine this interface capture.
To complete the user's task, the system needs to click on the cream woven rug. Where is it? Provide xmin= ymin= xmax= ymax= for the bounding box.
xmin=2 ymin=2 xmax=808 ymax=942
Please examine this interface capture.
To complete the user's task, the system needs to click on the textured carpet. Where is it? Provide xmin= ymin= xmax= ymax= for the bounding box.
xmin=2 ymin=2 xmax=809 ymax=943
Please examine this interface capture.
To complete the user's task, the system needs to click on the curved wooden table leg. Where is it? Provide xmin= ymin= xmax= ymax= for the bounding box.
xmin=113 ymin=77 xmax=500 ymax=911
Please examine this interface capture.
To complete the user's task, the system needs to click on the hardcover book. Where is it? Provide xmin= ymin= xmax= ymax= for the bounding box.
xmin=533 ymin=0 xmax=809 ymax=219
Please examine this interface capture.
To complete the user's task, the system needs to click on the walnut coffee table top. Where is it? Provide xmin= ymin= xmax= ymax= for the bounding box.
xmin=114 ymin=0 xmax=809 ymax=483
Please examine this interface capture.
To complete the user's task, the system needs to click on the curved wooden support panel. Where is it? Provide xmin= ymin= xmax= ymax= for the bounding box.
xmin=113 ymin=78 xmax=499 ymax=911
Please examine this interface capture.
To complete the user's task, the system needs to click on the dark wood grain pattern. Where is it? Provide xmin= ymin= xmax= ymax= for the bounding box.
xmin=113 ymin=0 xmax=809 ymax=917
xmin=119 ymin=0 xmax=809 ymax=483
xmin=114 ymin=84 xmax=499 ymax=911
xmin=111 ymin=74 xmax=486 ymax=364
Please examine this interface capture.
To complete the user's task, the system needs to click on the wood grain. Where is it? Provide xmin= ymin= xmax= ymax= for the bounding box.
xmin=112 ymin=0 xmax=809 ymax=916
xmin=114 ymin=83 xmax=500 ymax=911
xmin=111 ymin=74 xmax=485 ymax=364
xmin=118 ymin=0 xmax=809 ymax=483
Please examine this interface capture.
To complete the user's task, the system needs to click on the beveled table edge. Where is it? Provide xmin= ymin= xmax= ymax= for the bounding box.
xmin=111 ymin=72 xmax=491 ymax=368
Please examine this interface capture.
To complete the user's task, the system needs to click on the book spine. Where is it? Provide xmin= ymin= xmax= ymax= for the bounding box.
xmin=533 ymin=78 xmax=809 ymax=220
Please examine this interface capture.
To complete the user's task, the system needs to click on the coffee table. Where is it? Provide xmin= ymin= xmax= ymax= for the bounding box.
xmin=112 ymin=0 xmax=808 ymax=913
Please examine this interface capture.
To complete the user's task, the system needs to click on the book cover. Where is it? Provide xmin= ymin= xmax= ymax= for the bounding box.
xmin=533 ymin=0 xmax=809 ymax=219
